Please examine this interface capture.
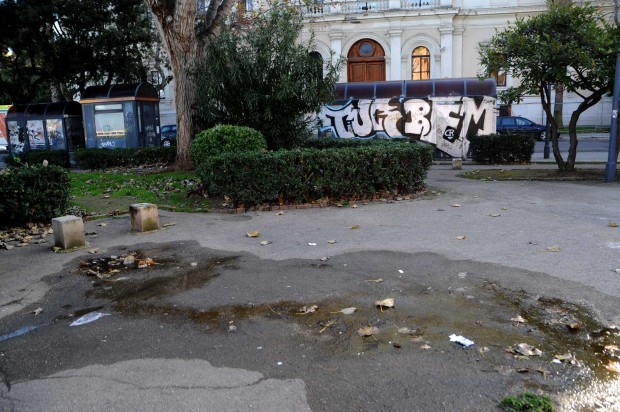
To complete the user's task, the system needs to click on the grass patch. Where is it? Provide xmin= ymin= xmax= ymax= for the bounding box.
xmin=498 ymin=392 xmax=553 ymax=412
xmin=460 ymin=168 xmax=620 ymax=181
xmin=70 ymin=170 xmax=216 ymax=214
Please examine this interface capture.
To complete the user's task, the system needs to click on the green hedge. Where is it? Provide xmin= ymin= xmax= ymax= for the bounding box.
xmin=75 ymin=147 xmax=177 ymax=169
xmin=0 ymin=165 xmax=70 ymax=227
xmin=197 ymin=142 xmax=433 ymax=207
xmin=190 ymin=125 xmax=267 ymax=166
xmin=11 ymin=150 xmax=70 ymax=167
xmin=299 ymin=137 xmax=401 ymax=150
xmin=469 ymin=133 xmax=536 ymax=164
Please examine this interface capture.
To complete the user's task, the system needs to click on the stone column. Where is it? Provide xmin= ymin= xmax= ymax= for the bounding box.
xmin=439 ymin=26 xmax=453 ymax=78
xmin=452 ymin=27 xmax=464 ymax=78
xmin=389 ymin=30 xmax=402 ymax=81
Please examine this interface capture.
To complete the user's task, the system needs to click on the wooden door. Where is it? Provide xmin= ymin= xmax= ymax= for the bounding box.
xmin=347 ymin=39 xmax=385 ymax=82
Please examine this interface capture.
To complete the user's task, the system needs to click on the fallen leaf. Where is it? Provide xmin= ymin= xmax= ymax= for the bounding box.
xmin=350 ymin=225 xmax=360 ymax=230
xmin=544 ymin=245 xmax=561 ymax=252
xmin=319 ymin=320 xmax=335 ymax=333
xmin=478 ymin=347 xmax=490 ymax=354
xmin=365 ymin=278 xmax=383 ymax=283
xmin=554 ymin=353 xmax=574 ymax=362
xmin=451 ymin=204 xmax=461 ymax=208
xmin=511 ymin=315 xmax=527 ymax=324
xmin=375 ymin=298 xmax=395 ymax=309
xmin=162 ymin=222 xmax=176 ymax=227
xmin=33 ymin=308 xmax=43 ymax=316
xmin=357 ymin=325 xmax=379 ymax=337
xmin=259 ymin=240 xmax=272 ymax=246
xmin=246 ymin=231 xmax=260 ymax=238
xmin=336 ymin=203 xmax=343 ymax=208
xmin=327 ymin=239 xmax=337 ymax=244
xmin=610 ymin=222 xmax=618 ymax=228
xmin=98 ymin=223 xmax=107 ymax=227
xmin=351 ymin=204 xmax=358 ymax=208
xmin=330 ymin=307 xmax=356 ymax=315
xmin=137 ymin=258 xmax=155 ymax=269
xmin=275 ymin=211 xmax=284 ymax=216
xmin=393 ymin=343 xmax=402 ymax=348
xmin=398 ymin=327 xmax=415 ymax=335
xmin=456 ymin=235 xmax=467 ymax=240
xmin=52 ymin=246 xmax=62 ymax=253
xmin=420 ymin=344 xmax=432 ymax=349
xmin=501 ymin=207 xmax=508 ymax=211
xmin=297 ymin=305 xmax=318 ymax=314
xmin=513 ymin=343 xmax=543 ymax=357
xmin=88 ymin=248 xmax=99 ymax=254
xmin=490 ymin=214 xmax=501 ymax=217
xmin=605 ymin=361 xmax=620 ymax=373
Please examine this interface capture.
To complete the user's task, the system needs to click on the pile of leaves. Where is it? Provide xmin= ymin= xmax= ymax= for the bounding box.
xmin=0 ymin=223 xmax=52 ymax=250
xmin=78 ymin=252 xmax=157 ymax=280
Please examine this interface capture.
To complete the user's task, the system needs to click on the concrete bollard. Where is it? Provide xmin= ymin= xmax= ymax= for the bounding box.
xmin=451 ymin=158 xmax=463 ymax=170
xmin=52 ymin=215 xmax=86 ymax=250
xmin=130 ymin=203 xmax=160 ymax=232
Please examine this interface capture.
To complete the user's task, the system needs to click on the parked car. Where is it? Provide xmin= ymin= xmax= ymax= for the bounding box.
xmin=496 ymin=116 xmax=547 ymax=141
xmin=0 ymin=137 xmax=7 ymax=153
xmin=160 ymin=124 xmax=177 ymax=147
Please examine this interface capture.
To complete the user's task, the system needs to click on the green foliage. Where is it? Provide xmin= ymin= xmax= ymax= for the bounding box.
xmin=0 ymin=0 xmax=160 ymax=102
xmin=469 ymin=133 xmax=535 ymax=164
xmin=196 ymin=142 xmax=433 ymax=207
xmin=192 ymin=6 xmax=343 ymax=150
xmin=299 ymin=138 xmax=399 ymax=150
xmin=478 ymin=3 xmax=620 ymax=170
xmin=0 ymin=165 xmax=70 ymax=226
xmin=75 ymin=147 xmax=176 ymax=169
xmin=17 ymin=150 xmax=69 ymax=167
xmin=498 ymin=392 xmax=553 ymax=412
xmin=190 ymin=125 xmax=267 ymax=166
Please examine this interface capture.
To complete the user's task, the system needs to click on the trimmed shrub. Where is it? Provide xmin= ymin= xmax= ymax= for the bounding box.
xmin=21 ymin=150 xmax=69 ymax=167
xmin=0 ymin=165 xmax=71 ymax=227
xmin=197 ymin=141 xmax=433 ymax=207
xmin=190 ymin=125 xmax=267 ymax=166
xmin=469 ymin=133 xmax=535 ymax=164
xmin=299 ymin=137 xmax=404 ymax=150
xmin=75 ymin=147 xmax=177 ymax=169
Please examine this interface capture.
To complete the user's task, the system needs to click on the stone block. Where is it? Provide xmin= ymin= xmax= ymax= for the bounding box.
xmin=52 ymin=215 xmax=85 ymax=250
xmin=451 ymin=158 xmax=463 ymax=170
xmin=130 ymin=203 xmax=159 ymax=232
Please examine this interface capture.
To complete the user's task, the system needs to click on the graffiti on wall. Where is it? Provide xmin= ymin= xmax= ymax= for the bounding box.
xmin=318 ymin=96 xmax=496 ymax=158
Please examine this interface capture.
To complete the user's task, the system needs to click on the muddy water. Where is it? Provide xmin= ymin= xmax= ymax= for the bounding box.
xmin=78 ymin=249 xmax=619 ymax=387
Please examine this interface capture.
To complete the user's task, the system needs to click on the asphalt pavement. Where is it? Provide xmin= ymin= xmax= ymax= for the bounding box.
xmin=1 ymin=160 xmax=620 ymax=411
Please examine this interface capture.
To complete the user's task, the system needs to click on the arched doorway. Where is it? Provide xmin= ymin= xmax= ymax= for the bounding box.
xmin=347 ymin=39 xmax=385 ymax=82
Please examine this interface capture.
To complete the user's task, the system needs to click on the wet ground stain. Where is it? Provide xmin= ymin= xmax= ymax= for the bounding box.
xmin=72 ymin=250 xmax=620 ymax=390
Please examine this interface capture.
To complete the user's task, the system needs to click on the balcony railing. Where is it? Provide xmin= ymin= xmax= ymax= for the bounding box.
xmin=296 ymin=0 xmax=438 ymax=16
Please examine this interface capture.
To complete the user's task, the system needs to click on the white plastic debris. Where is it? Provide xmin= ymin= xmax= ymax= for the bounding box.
xmin=398 ymin=270 xmax=404 ymax=274
xmin=277 ymin=361 xmax=283 ymax=366
xmin=308 ymin=243 xmax=317 ymax=246
xmin=449 ymin=334 xmax=475 ymax=347
xmin=70 ymin=312 xmax=110 ymax=326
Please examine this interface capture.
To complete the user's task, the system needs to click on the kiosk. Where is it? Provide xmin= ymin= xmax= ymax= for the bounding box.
xmin=80 ymin=82 xmax=160 ymax=149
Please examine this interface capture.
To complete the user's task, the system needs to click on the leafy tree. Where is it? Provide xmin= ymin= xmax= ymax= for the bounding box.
xmin=0 ymin=0 xmax=163 ymax=103
xmin=479 ymin=2 xmax=620 ymax=171
xmin=192 ymin=6 xmax=343 ymax=150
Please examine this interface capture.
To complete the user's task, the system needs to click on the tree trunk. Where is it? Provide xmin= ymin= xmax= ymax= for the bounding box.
xmin=147 ymin=0 xmax=200 ymax=171
xmin=553 ymin=84 xmax=564 ymax=129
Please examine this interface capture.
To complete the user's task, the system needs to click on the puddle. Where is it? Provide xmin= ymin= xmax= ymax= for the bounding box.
xmin=70 ymin=253 xmax=620 ymax=396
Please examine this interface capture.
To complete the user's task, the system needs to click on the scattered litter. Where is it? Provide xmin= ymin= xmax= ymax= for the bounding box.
xmin=320 ymin=257 xmax=330 ymax=261
xmin=137 ymin=258 xmax=155 ymax=269
xmin=609 ymin=222 xmax=618 ymax=228
xmin=420 ymin=344 xmax=432 ymax=349
xmin=308 ymin=243 xmax=317 ymax=246
xmin=490 ymin=214 xmax=501 ymax=217
xmin=614 ymin=269 xmax=620 ymax=274
xmin=257 ymin=346 xmax=263 ymax=350
xmin=457 ymin=272 xmax=467 ymax=279
xmin=70 ymin=312 xmax=110 ymax=326
xmin=544 ymin=245 xmax=561 ymax=252
xmin=52 ymin=246 xmax=62 ymax=252
xmin=451 ymin=204 xmax=461 ymax=208
xmin=511 ymin=315 xmax=527 ymax=324
xmin=365 ymin=278 xmax=383 ymax=283
xmin=351 ymin=204 xmax=358 ymax=208
xmin=554 ymin=353 xmax=575 ymax=363
xmin=397 ymin=327 xmax=415 ymax=335
xmin=162 ymin=222 xmax=176 ymax=227
xmin=510 ymin=343 xmax=543 ymax=357
xmin=358 ymin=325 xmax=379 ymax=337
xmin=350 ymin=225 xmax=360 ymax=230
xmin=259 ymin=240 xmax=272 ymax=246
xmin=375 ymin=298 xmax=395 ymax=310
xmin=319 ymin=320 xmax=336 ymax=333
xmin=0 ymin=325 xmax=42 ymax=342
xmin=88 ymin=248 xmax=99 ymax=254
xmin=277 ymin=361 xmax=283 ymax=366
xmin=456 ymin=235 xmax=467 ymax=240
xmin=393 ymin=343 xmax=402 ymax=349
xmin=32 ymin=308 xmax=43 ymax=316
xmin=190 ymin=262 xmax=198 ymax=267
xmin=327 ymin=239 xmax=337 ymax=244
xmin=330 ymin=307 xmax=356 ymax=315
xmin=275 ymin=211 xmax=284 ymax=216
xmin=228 ymin=325 xmax=237 ymax=332
xmin=449 ymin=334 xmax=474 ymax=347
xmin=501 ymin=207 xmax=508 ymax=211
xmin=98 ymin=223 xmax=107 ymax=227
xmin=246 ymin=231 xmax=260 ymax=238
xmin=478 ymin=347 xmax=490 ymax=355
xmin=297 ymin=305 xmax=318 ymax=314
xmin=398 ymin=269 xmax=404 ymax=274
xmin=123 ymin=255 xmax=136 ymax=266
